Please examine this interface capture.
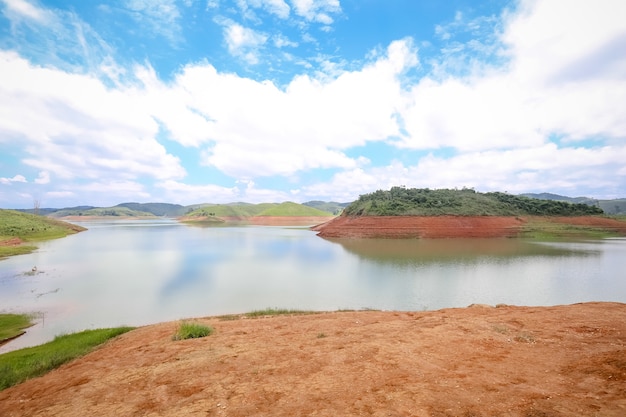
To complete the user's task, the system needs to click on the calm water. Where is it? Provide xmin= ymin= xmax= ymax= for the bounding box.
xmin=1 ymin=219 xmax=625 ymax=352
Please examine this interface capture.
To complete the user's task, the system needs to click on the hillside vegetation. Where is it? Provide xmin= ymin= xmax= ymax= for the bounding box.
xmin=0 ymin=210 xmax=85 ymax=258
xmin=523 ymin=193 xmax=626 ymax=215
xmin=344 ymin=187 xmax=605 ymax=217
xmin=49 ymin=206 xmax=155 ymax=218
xmin=186 ymin=202 xmax=332 ymax=218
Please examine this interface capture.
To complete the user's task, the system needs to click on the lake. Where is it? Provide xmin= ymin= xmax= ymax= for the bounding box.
xmin=1 ymin=219 xmax=625 ymax=352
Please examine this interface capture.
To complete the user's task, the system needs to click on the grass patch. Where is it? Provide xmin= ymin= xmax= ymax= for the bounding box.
xmin=0 ymin=327 xmax=134 ymax=390
xmin=0 ymin=314 xmax=34 ymax=342
xmin=0 ymin=245 xmax=38 ymax=259
xmin=172 ymin=322 xmax=214 ymax=340
xmin=520 ymin=219 xmax=620 ymax=240
xmin=0 ymin=210 xmax=86 ymax=260
xmin=244 ymin=308 xmax=317 ymax=318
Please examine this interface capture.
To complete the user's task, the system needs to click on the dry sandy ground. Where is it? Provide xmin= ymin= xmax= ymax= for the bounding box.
xmin=1 ymin=302 xmax=625 ymax=417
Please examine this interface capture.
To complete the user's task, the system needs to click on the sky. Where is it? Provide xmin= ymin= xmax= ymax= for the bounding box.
xmin=0 ymin=0 xmax=625 ymax=209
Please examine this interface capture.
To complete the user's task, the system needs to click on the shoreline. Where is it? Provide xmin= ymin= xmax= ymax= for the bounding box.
xmin=1 ymin=302 xmax=625 ymax=416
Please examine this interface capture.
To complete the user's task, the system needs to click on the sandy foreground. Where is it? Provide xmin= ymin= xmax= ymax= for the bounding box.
xmin=1 ymin=303 xmax=625 ymax=417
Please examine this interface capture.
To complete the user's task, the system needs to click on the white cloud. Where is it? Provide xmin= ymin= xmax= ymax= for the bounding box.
xmin=165 ymin=38 xmax=418 ymax=178
xmin=397 ymin=0 xmax=626 ymax=152
xmin=1 ymin=0 xmax=48 ymax=22
xmin=0 ymin=51 xmax=186 ymax=183
xmin=156 ymin=180 xmax=238 ymax=204
xmin=304 ymin=143 xmax=626 ymax=202
xmin=123 ymin=0 xmax=182 ymax=44
xmin=273 ymin=33 xmax=298 ymax=48
xmin=34 ymin=170 xmax=50 ymax=184
xmin=0 ymin=174 xmax=27 ymax=184
xmin=222 ymin=21 xmax=268 ymax=64
xmin=290 ymin=0 xmax=341 ymax=24
xmin=238 ymin=0 xmax=290 ymax=19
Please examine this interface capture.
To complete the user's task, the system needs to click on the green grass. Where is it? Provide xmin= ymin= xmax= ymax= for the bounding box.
xmin=0 ymin=245 xmax=39 ymax=258
xmin=257 ymin=202 xmax=332 ymax=217
xmin=0 ymin=210 xmax=86 ymax=260
xmin=0 ymin=327 xmax=134 ymax=390
xmin=0 ymin=314 xmax=34 ymax=342
xmin=185 ymin=202 xmax=332 ymax=219
xmin=244 ymin=308 xmax=318 ymax=317
xmin=519 ymin=218 xmax=621 ymax=240
xmin=172 ymin=322 xmax=214 ymax=340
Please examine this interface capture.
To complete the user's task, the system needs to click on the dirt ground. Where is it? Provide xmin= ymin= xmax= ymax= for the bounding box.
xmin=313 ymin=215 xmax=626 ymax=238
xmin=1 ymin=302 xmax=625 ymax=417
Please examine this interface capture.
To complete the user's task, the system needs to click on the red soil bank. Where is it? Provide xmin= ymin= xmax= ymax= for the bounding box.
xmin=313 ymin=215 xmax=526 ymax=238
xmin=313 ymin=215 xmax=626 ymax=239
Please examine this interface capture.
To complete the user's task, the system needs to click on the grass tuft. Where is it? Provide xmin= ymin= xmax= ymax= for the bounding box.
xmin=172 ymin=322 xmax=214 ymax=340
xmin=0 ymin=327 xmax=134 ymax=391
xmin=244 ymin=308 xmax=316 ymax=318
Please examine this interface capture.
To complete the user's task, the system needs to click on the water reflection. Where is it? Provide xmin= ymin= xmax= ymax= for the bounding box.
xmin=323 ymin=237 xmax=598 ymax=267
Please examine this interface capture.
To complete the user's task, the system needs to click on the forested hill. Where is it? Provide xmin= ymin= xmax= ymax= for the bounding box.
xmin=343 ymin=187 xmax=604 ymax=217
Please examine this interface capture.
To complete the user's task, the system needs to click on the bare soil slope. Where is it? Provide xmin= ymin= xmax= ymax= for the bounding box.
xmin=2 ymin=303 xmax=625 ymax=416
xmin=313 ymin=215 xmax=626 ymax=238
xmin=313 ymin=215 xmax=526 ymax=238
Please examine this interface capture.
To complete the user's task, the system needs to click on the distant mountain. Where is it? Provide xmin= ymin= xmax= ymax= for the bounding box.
xmin=116 ymin=202 xmax=186 ymax=217
xmin=303 ymin=201 xmax=349 ymax=215
xmin=49 ymin=206 xmax=156 ymax=218
xmin=186 ymin=202 xmax=333 ymax=218
xmin=521 ymin=193 xmax=626 ymax=215
xmin=520 ymin=193 xmax=598 ymax=205
xmin=15 ymin=206 xmax=95 ymax=216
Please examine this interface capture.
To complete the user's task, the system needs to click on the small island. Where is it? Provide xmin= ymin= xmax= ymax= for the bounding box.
xmin=313 ymin=187 xmax=626 ymax=239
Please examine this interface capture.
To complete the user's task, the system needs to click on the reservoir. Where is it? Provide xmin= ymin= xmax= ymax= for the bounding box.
xmin=1 ymin=219 xmax=625 ymax=352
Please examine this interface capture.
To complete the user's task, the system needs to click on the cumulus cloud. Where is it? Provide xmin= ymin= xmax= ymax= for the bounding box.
xmin=396 ymin=0 xmax=626 ymax=152
xmin=0 ymin=51 xmax=186 ymax=183
xmin=0 ymin=174 xmax=27 ymax=184
xmin=162 ymin=38 xmax=418 ymax=178
xmin=2 ymin=0 xmax=625 ymax=206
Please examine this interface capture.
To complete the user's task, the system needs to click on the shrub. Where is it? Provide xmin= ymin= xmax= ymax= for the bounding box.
xmin=172 ymin=322 xmax=213 ymax=340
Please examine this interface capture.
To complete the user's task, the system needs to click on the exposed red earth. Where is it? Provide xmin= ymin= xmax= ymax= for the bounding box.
xmin=312 ymin=215 xmax=626 ymax=238
xmin=0 ymin=237 xmax=23 ymax=246
xmin=1 ymin=303 xmax=625 ymax=416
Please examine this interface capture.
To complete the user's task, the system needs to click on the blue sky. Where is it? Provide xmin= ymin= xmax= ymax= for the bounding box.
xmin=1 ymin=0 xmax=625 ymax=208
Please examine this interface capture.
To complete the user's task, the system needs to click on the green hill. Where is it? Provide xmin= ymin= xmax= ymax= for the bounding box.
xmin=186 ymin=203 xmax=270 ymax=218
xmin=185 ymin=202 xmax=332 ymax=218
xmin=599 ymin=199 xmax=626 ymax=215
xmin=50 ymin=206 xmax=156 ymax=218
xmin=0 ymin=210 xmax=86 ymax=258
xmin=303 ymin=201 xmax=349 ymax=215
xmin=116 ymin=202 xmax=186 ymax=216
xmin=257 ymin=202 xmax=333 ymax=217
xmin=343 ymin=187 xmax=605 ymax=217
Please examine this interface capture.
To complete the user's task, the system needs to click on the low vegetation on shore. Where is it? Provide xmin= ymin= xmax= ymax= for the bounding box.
xmin=0 ymin=314 xmax=33 ymax=344
xmin=0 ymin=326 xmax=134 ymax=390
xmin=182 ymin=201 xmax=332 ymax=222
xmin=344 ymin=187 xmax=605 ymax=217
xmin=0 ymin=210 xmax=86 ymax=259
